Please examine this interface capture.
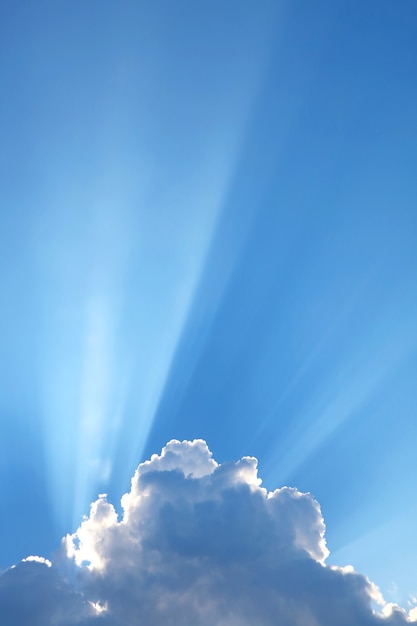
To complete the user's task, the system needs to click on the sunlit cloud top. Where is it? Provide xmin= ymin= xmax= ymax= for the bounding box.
xmin=2 ymin=440 xmax=417 ymax=625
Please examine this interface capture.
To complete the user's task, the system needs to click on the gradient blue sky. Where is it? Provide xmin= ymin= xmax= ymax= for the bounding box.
xmin=0 ymin=0 xmax=416 ymax=610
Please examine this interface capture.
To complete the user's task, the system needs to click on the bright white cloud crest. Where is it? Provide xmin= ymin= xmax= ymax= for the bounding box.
xmin=1 ymin=440 xmax=416 ymax=625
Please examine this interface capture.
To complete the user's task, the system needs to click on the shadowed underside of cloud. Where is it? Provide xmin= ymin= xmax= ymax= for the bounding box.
xmin=1 ymin=440 xmax=415 ymax=625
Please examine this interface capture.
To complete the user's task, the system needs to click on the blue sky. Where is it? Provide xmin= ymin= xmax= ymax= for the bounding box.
xmin=0 ymin=0 xmax=416 ymax=620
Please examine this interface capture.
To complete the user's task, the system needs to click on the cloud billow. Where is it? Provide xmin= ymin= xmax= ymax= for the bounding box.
xmin=1 ymin=439 xmax=415 ymax=625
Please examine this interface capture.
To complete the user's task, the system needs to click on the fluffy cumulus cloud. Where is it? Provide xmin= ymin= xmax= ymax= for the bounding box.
xmin=1 ymin=439 xmax=416 ymax=625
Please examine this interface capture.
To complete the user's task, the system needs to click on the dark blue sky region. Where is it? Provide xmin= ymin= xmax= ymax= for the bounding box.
xmin=0 ymin=0 xmax=416 ymax=614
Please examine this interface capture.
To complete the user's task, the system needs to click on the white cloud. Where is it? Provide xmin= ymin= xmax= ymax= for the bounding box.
xmin=21 ymin=555 xmax=52 ymax=567
xmin=1 ymin=439 xmax=416 ymax=625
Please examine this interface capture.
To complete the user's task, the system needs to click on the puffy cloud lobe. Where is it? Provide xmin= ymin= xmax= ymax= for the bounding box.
xmin=0 ymin=560 xmax=94 ymax=625
xmin=1 ymin=439 xmax=416 ymax=625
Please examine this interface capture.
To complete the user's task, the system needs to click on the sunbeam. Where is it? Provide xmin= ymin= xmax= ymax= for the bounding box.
xmin=30 ymin=5 xmax=275 ymax=530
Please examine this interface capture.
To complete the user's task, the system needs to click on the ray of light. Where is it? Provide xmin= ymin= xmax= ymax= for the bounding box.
xmin=33 ymin=32 xmax=273 ymax=530
xmin=262 ymin=292 xmax=417 ymax=486
xmin=328 ymin=504 xmax=417 ymax=609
